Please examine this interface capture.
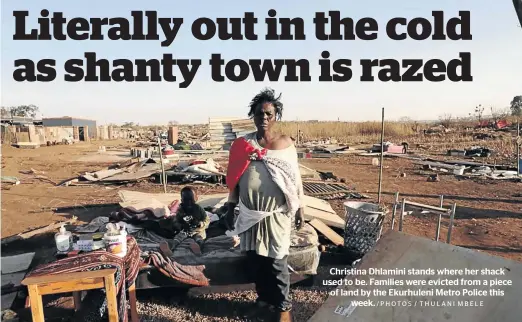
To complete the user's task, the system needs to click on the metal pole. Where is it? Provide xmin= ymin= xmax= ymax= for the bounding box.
xmin=446 ymin=203 xmax=457 ymax=244
xmin=157 ymin=137 xmax=167 ymax=193
xmin=377 ymin=108 xmax=385 ymax=203
xmin=399 ymin=198 xmax=406 ymax=232
xmin=517 ymin=120 xmax=521 ymax=176
xmin=436 ymin=195 xmax=444 ymax=241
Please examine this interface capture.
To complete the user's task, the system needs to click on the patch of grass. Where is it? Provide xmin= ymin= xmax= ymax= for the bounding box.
xmin=274 ymin=121 xmax=417 ymax=143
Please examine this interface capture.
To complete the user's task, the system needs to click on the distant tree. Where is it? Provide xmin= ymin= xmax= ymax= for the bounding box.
xmin=439 ymin=114 xmax=453 ymax=128
xmin=122 ymin=122 xmax=140 ymax=128
xmin=398 ymin=116 xmax=421 ymax=133
xmin=1 ymin=106 xmax=10 ymax=118
xmin=2 ymin=104 xmax=39 ymax=118
xmin=510 ymin=95 xmax=522 ymax=116
xmin=490 ymin=106 xmax=510 ymax=122
xmin=473 ymin=104 xmax=485 ymax=122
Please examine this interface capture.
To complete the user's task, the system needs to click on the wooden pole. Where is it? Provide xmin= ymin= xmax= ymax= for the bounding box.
xmin=296 ymin=118 xmax=300 ymax=145
xmin=157 ymin=137 xmax=167 ymax=193
xmin=391 ymin=192 xmax=399 ymax=230
xmin=377 ymin=108 xmax=385 ymax=203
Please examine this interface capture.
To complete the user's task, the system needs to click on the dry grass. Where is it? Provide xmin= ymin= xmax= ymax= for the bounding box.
xmin=274 ymin=121 xmax=419 ymax=144
xmin=272 ymin=120 xmax=519 ymax=164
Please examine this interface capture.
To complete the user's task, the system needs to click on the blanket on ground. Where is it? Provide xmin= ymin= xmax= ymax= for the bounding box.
xmin=26 ymin=237 xmax=141 ymax=322
xmin=134 ymin=229 xmax=211 ymax=286
xmin=145 ymin=251 xmax=210 ymax=286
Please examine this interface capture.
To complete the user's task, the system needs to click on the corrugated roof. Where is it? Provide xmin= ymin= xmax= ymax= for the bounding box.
xmin=43 ymin=116 xmax=97 ymax=121
xmin=208 ymin=117 xmax=256 ymax=150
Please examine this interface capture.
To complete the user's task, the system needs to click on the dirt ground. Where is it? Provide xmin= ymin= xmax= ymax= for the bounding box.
xmin=1 ymin=140 xmax=521 ymax=320
xmin=2 ymin=140 xmax=521 ymax=261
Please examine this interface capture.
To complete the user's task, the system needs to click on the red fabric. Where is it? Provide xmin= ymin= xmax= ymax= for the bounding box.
xmin=190 ymin=160 xmax=206 ymax=166
xmin=168 ymin=200 xmax=180 ymax=217
xmin=226 ymin=137 xmax=267 ymax=192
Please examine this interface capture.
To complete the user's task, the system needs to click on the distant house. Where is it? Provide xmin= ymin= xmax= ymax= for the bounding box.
xmin=42 ymin=117 xmax=97 ymax=139
xmin=0 ymin=116 xmax=44 ymax=144
xmin=0 ymin=116 xmax=42 ymax=126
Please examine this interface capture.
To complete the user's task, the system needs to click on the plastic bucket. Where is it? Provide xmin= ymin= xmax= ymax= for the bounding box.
xmin=104 ymin=232 xmax=127 ymax=258
xmin=343 ymin=201 xmax=386 ymax=255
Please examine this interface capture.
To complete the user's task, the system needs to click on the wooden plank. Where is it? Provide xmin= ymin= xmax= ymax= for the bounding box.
xmin=230 ymin=119 xmax=254 ymax=125
xmin=404 ymin=200 xmax=450 ymax=215
xmin=27 ymin=285 xmax=45 ymax=322
xmin=208 ymin=117 xmax=242 ymax=123
xmin=308 ymin=219 xmax=344 ymax=246
xmin=128 ymin=283 xmax=139 ymax=322
xmin=2 ymin=217 xmax=78 ymax=243
xmin=104 ymin=273 xmax=119 ymax=322
xmin=38 ymin=279 xmax=106 ymax=295
xmin=22 ymin=268 xmax=117 ymax=286
xmin=303 ymin=196 xmax=344 ymax=229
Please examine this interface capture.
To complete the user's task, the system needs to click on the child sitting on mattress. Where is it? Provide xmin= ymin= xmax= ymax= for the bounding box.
xmin=159 ymin=186 xmax=210 ymax=255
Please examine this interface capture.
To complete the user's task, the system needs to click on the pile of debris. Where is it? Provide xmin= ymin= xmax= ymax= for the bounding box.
xmin=299 ymin=165 xmax=369 ymax=201
xmin=415 ymin=159 xmax=520 ymax=181
xmin=447 ymin=146 xmax=494 ymax=158
xmin=370 ymin=142 xmax=407 ymax=154
xmin=60 ymin=158 xmax=160 ymax=186
xmin=59 ymin=157 xmax=227 ymax=187
xmin=154 ymin=158 xmax=225 ymax=185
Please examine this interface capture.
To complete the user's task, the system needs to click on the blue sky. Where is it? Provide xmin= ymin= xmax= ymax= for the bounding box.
xmin=1 ymin=0 xmax=521 ymax=125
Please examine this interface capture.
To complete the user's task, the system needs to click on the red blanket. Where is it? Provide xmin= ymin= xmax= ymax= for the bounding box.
xmin=226 ymin=137 xmax=267 ymax=192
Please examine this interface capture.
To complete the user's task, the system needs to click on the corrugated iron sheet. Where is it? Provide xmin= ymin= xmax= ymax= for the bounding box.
xmin=303 ymin=181 xmax=351 ymax=200
xmin=208 ymin=117 xmax=256 ymax=150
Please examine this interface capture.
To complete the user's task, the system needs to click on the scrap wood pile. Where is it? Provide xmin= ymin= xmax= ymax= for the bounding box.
xmin=355 ymin=142 xmax=520 ymax=181
xmin=59 ymin=157 xmax=161 ymax=186
xmin=416 ymin=159 xmax=521 ymax=181
xmin=58 ymin=157 xmax=226 ymax=186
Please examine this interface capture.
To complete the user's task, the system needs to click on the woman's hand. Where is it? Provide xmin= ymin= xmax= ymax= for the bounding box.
xmin=225 ymin=211 xmax=235 ymax=231
xmin=295 ymin=208 xmax=305 ymax=230
xmin=225 ymin=202 xmax=237 ymax=231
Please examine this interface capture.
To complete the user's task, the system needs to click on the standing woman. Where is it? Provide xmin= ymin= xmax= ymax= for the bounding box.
xmin=225 ymin=88 xmax=305 ymax=321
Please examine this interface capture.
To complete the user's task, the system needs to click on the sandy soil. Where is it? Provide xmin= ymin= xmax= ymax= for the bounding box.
xmin=2 ymin=140 xmax=521 ymax=321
